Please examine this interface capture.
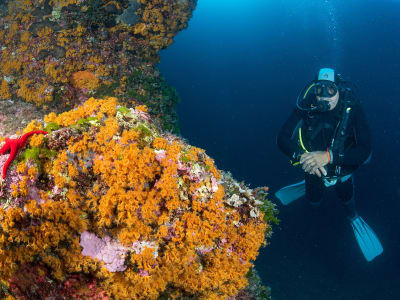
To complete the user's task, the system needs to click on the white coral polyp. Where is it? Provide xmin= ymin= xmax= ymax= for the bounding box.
xmin=194 ymin=185 xmax=211 ymax=202
xmin=250 ymin=207 xmax=260 ymax=218
xmin=188 ymin=163 xmax=207 ymax=182
xmin=226 ymin=194 xmax=246 ymax=207
xmin=131 ymin=240 xmax=159 ymax=258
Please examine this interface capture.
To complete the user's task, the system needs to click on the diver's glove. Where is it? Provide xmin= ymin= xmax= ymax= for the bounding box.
xmin=300 ymin=151 xmax=329 ymax=177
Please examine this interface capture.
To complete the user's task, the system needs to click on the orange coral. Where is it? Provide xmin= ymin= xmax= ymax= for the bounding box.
xmin=0 ymin=0 xmax=189 ymax=137
xmin=0 ymin=80 xmax=11 ymax=100
xmin=0 ymin=98 xmax=272 ymax=299
xmin=72 ymin=70 xmax=100 ymax=91
xmin=0 ymin=1 xmax=273 ymax=298
xmin=133 ymin=0 xmax=197 ymax=51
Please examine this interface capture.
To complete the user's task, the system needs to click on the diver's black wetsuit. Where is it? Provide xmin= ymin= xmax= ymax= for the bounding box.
xmin=277 ymin=91 xmax=372 ymax=216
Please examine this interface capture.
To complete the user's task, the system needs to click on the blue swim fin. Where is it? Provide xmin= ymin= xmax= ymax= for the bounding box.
xmin=351 ymin=216 xmax=383 ymax=262
xmin=275 ymin=180 xmax=305 ymax=205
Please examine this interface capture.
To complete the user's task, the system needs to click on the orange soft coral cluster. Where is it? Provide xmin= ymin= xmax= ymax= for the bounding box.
xmin=72 ymin=70 xmax=100 ymax=91
xmin=0 ymin=97 xmax=273 ymax=299
xmin=0 ymin=1 xmax=131 ymax=107
xmin=0 ymin=79 xmax=12 ymax=100
xmin=134 ymin=0 xmax=198 ymax=51
xmin=0 ymin=0 xmax=190 ymax=132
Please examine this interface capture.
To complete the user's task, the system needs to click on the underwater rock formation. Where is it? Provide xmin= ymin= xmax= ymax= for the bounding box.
xmin=0 ymin=0 xmax=197 ymax=133
xmin=0 ymin=98 xmax=276 ymax=299
xmin=0 ymin=0 xmax=275 ymax=298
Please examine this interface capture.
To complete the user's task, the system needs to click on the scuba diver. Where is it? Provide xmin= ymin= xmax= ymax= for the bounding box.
xmin=276 ymin=68 xmax=383 ymax=262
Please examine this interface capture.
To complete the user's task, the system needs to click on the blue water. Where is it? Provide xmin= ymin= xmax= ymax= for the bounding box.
xmin=158 ymin=1 xmax=400 ymax=299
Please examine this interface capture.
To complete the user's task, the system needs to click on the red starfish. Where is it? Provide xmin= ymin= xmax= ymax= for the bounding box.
xmin=0 ymin=130 xmax=48 ymax=179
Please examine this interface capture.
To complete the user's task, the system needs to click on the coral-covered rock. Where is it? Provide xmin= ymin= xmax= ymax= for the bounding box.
xmin=0 ymin=0 xmax=193 ymax=132
xmin=0 ymin=1 xmax=276 ymax=299
xmin=0 ymin=97 xmax=276 ymax=299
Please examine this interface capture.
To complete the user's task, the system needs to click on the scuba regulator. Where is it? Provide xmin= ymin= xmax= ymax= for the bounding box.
xmin=296 ymin=80 xmax=340 ymax=113
xmin=296 ymin=68 xmax=344 ymax=113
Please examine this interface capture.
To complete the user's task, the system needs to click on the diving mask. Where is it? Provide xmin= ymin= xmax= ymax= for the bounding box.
xmin=314 ymin=81 xmax=338 ymax=98
xmin=297 ymin=80 xmax=339 ymax=112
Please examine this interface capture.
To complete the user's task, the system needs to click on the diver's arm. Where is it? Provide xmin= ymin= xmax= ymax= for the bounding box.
xmin=277 ymin=108 xmax=304 ymax=160
xmin=331 ymin=104 xmax=372 ymax=166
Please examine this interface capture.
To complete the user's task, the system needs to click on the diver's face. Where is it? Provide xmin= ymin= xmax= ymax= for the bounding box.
xmin=317 ymin=91 xmax=339 ymax=110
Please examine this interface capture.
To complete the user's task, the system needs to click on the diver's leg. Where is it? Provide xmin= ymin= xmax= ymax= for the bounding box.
xmin=335 ymin=176 xmax=357 ymax=219
xmin=305 ymin=173 xmax=325 ymax=206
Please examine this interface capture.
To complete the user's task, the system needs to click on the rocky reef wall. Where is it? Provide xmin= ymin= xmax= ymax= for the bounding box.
xmin=0 ymin=1 xmax=275 ymax=299
xmin=0 ymin=0 xmax=198 ymax=134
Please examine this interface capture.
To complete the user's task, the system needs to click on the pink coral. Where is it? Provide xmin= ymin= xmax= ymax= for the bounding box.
xmin=80 ymin=231 xmax=106 ymax=257
xmin=80 ymin=231 xmax=130 ymax=272
xmin=155 ymin=150 xmax=166 ymax=162
xmin=138 ymin=269 xmax=149 ymax=277
xmin=130 ymin=107 xmax=151 ymax=121
xmin=0 ymin=155 xmax=7 ymax=179
xmin=211 ymin=176 xmax=219 ymax=192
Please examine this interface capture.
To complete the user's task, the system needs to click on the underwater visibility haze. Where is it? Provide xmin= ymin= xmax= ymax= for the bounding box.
xmin=159 ymin=0 xmax=400 ymax=299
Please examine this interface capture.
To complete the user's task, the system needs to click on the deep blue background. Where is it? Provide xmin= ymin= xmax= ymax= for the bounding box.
xmin=158 ymin=1 xmax=400 ymax=299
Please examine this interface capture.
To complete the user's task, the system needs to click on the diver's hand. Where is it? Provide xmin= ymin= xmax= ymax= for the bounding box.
xmin=300 ymin=151 xmax=329 ymax=177
xmin=310 ymin=166 xmax=327 ymax=178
